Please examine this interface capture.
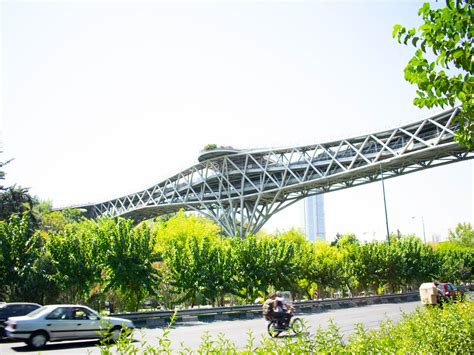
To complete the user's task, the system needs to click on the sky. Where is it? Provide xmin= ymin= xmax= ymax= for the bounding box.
xmin=1 ymin=0 xmax=473 ymax=242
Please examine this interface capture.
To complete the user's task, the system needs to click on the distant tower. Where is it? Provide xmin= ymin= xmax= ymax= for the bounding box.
xmin=304 ymin=195 xmax=326 ymax=241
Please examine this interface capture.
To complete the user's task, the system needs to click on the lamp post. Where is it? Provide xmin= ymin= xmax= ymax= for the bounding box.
xmin=380 ymin=164 xmax=390 ymax=246
xmin=412 ymin=216 xmax=426 ymax=243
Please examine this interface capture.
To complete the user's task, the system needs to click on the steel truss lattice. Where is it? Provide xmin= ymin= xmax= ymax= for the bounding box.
xmin=73 ymin=108 xmax=473 ymax=237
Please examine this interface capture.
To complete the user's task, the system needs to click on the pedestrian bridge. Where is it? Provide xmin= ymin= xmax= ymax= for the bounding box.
xmin=72 ymin=108 xmax=473 ymax=237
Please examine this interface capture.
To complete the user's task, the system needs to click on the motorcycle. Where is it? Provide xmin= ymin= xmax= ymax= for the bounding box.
xmin=266 ymin=312 xmax=304 ymax=337
xmin=263 ymin=291 xmax=304 ymax=337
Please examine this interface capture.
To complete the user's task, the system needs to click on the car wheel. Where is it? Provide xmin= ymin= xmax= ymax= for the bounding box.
xmin=109 ymin=326 xmax=122 ymax=343
xmin=28 ymin=331 xmax=48 ymax=349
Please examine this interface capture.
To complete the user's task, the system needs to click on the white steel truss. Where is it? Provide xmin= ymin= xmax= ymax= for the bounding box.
xmin=72 ymin=108 xmax=473 ymax=237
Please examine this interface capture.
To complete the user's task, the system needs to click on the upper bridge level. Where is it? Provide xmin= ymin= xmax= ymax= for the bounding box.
xmin=71 ymin=108 xmax=473 ymax=237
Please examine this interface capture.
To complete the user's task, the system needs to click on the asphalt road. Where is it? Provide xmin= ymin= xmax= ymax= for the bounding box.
xmin=0 ymin=301 xmax=420 ymax=354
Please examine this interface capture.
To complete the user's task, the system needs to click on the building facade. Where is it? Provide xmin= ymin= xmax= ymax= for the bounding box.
xmin=304 ymin=195 xmax=326 ymax=241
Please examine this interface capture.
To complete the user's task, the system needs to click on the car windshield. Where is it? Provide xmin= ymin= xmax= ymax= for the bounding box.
xmin=26 ymin=306 xmax=49 ymax=317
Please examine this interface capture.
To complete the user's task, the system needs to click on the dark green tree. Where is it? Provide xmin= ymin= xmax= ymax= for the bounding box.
xmin=0 ymin=185 xmax=38 ymax=228
xmin=231 ymin=235 xmax=299 ymax=302
xmin=102 ymin=218 xmax=160 ymax=311
xmin=0 ymin=214 xmax=42 ymax=301
xmin=0 ymin=150 xmax=11 ymax=191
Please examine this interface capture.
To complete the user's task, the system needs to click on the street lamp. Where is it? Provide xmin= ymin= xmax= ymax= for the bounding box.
xmin=380 ymin=164 xmax=390 ymax=246
xmin=412 ymin=216 xmax=426 ymax=244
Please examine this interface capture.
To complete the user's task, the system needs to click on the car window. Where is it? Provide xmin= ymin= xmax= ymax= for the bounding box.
xmin=27 ymin=306 xmax=48 ymax=318
xmin=73 ymin=309 xmax=88 ymax=320
xmin=73 ymin=308 xmax=94 ymax=320
xmin=46 ymin=307 xmax=72 ymax=320
xmin=85 ymin=308 xmax=99 ymax=318
xmin=24 ymin=305 xmax=39 ymax=313
xmin=8 ymin=305 xmax=23 ymax=315
xmin=447 ymin=284 xmax=456 ymax=291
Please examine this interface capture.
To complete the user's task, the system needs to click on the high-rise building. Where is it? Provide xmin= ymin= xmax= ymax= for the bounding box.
xmin=304 ymin=195 xmax=326 ymax=241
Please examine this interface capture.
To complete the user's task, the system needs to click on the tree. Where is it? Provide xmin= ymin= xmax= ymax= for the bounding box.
xmin=393 ymin=1 xmax=473 ymax=148
xmin=162 ymin=235 xmax=204 ymax=307
xmin=102 ymin=218 xmax=160 ymax=311
xmin=152 ymin=210 xmax=222 ymax=252
xmin=45 ymin=224 xmax=100 ymax=303
xmin=332 ymin=233 xmax=359 ymax=248
xmin=309 ymin=241 xmax=345 ymax=297
xmin=163 ymin=235 xmax=234 ymax=307
xmin=0 ymin=149 xmax=12 ymax=191
xmin=231 ymin=235 xmax=300 ymax=302
xmin=0 ymin=214 xmax=42 ymax=301
xmin=38 ymin=208 xmax=84 ymax=234
xmin=0 ymin=185 xmax=37 ymax=223
xmin=433 ymin=247 xmax=473 ymax=283
xmin=396 ymin=236 xmax=437 ymax=290
xmin=448 ymin=222 xmax=474 ymax=247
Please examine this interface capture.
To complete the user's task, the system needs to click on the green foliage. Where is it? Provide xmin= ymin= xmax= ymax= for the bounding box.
xmin=0 ymin=214 xmax=42 ymax=300
xmin=449 ymin=222 xmax=474 ymax=247
xmin=345 ymin=301 xmax=474 ymax=353
xmin=203 ymin=143 xmax=218 ymax=151
xmin=0 ymin=150 xmax=11 ymax=191
xmin=231 ymin=234 xmax=301 ymax=302
xmin=433 ymin=247 xmax=473 ymax=283
xmin=0 ymin=185 xmax=37 ymax=226
xmin=153 ymin=210 xmax=222 ymax=251
xmin=163 ymin=234 xmax=234 ymax=307
xmin=393 ymin=0 xmax=474 ymax=148
xmin=332 ymin=233 xmax=359 ymax=248
xmin=101 ymin=218 xmax=161 ymax=311
xmin=309 ymin=241 xmax=345 ymax=296
xmin=39 ymin=208 xmax=84 ymax=234
xmin=1 ymin=206 xmax=472 ymax=311
xmin=396 ymin=236 xmax=438 ymax=288
xmin=46 ymin=223 xmax=101 ymax=303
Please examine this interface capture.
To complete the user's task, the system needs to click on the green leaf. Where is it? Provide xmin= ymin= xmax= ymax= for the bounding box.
xmin=418 ymin=2 xmax=430 ymax=16
xmin=421 ymin=40 xmax=426 ymax=53
xmin=392 ymin=24 xmax=402 ymax=38
xmin=452 ymin=49 xmax=463 ymax=59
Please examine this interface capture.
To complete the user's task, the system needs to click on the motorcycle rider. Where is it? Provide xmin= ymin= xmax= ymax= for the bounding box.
xmin=273 ymin=291 xmax=292 ymax=328
xmin=262 ymin=293 xmax=276 ymax=322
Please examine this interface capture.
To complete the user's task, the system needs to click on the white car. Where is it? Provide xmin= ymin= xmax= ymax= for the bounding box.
xmin=5 ymin=304 xmax=134 ymax=349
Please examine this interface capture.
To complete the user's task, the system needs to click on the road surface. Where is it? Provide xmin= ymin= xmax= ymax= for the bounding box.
xmin=0 ymin=301 xmax=420 ymax=354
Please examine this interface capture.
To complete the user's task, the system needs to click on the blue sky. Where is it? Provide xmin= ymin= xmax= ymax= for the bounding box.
xmin=1 ymin=1 xmax=472 ymax=241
